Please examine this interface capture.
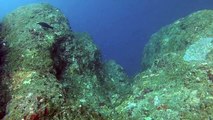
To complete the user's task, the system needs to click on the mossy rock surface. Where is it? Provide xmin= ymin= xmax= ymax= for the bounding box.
xmin=3 ymin=3 xmax=213 ymax=120
xmin=111 ymin=10 xmax=213 ymax=120
xmin=0 ymin=3 xmax=130 ymax=120
xmin=0 ymin=3 xmax=72 ymax=119
xmin=1 ymin=3 xmax=71 ymax=72
xmin=142 ymin=10 xmax=213 ymax=70
xmin=113 ymin=62 xmax=213 ymax=119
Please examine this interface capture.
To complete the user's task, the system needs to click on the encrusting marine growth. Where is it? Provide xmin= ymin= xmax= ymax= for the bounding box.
xmin=0 ymin=3 xmax=130 ymax=120
xmin=1 ymin=3 xmax=213 ymax=120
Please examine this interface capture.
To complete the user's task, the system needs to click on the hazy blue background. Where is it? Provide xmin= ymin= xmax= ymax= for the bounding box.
xmin=1 ymin=0 xmax=213 ymax=76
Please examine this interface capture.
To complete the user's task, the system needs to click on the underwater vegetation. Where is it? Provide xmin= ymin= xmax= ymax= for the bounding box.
xmin=0 ymin=3 xmax=130 ymax=120
xmin=0 ymin=3 xmax=213 ymax=120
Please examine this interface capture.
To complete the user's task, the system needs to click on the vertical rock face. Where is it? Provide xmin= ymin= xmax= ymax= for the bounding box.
xmin=0 ymin=3 xmax=71 ymax=119
xmin=0 ymin=3 xmax=130 ymax=120
xmin=0 ymin=36 xmax=7 ymax=119
xmin=1 ymin=3 xmax=71 ymax=73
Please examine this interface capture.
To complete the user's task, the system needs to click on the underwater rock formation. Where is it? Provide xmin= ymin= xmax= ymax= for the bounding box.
xmin=0 ymin=3 xmax=70 ymax=119
xmin=0 ymin=32 xmax=8 ymax=119
xmin=112 ymin=10 xmax=213 ymax=119
xmin=141 ymin=10 xmax=213 ymax=70
xmin=102 ymin=60 xmax=130 ymax=102
xmin=3 ymin=2 xmax=213 ymax=120
xmin=0 ymin=3 xmax=130 ymax=120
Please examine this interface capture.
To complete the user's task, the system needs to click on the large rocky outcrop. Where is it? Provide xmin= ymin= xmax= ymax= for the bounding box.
xmin=0 ymin=3 xmax=72 ymax=119
xmin=0 ymin=3 xmax=130 ymax=120
xmin=142 ymin=10 xmax=213 ymax=70
xmin=4 ymin=3 xmax=213 ymax=120
xmin=112 ymin=10 xmax=213 ymax=119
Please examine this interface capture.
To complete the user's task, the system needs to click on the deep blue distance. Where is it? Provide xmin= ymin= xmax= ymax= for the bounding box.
xmin=1 ymin=0 xmax=213 ymax=76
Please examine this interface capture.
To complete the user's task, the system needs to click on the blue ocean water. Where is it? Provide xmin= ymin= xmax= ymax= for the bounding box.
xmin=1 ymin=0 xmax=213 ymax=76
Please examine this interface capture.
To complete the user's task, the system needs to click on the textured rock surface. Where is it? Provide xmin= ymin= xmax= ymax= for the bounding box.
xmin=142 ymin=10 xmax=213 ymax=70
xmin=0 ymin=3 xmax=70 ymax=119
xmin=0 ymin=3 xmax=130 ymax=120
xmin=102 ymin=60 xmax=130 ymax=102
xmin=112 ymin=10 xmax=213 ymax=119
xmin=2 ymin=3 xmax=213 ymax=120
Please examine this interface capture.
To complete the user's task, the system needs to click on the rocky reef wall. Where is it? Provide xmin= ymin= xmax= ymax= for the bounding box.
xmin=1 ymin=3 xmax=213 ymax=120
xmin=113 ymin=10 xmax=213 ymax=119
xmin=0 ymin=3 xmax=130 ymax=120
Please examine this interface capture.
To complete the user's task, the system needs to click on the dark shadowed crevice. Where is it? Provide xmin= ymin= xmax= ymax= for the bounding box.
xmin=0 ymin=29 xmax=10 ymax=119
xmin=51 ymin=35 xmax=74 ymax=80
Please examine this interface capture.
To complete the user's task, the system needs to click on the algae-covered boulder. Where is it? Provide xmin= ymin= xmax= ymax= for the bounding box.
xmin=0 ymin=3 xmax=108 ymax=119
xmin=113 ymin=63 xmax=213 ymax=119
xmin=51 ymin=32 xmax=110 ymax=119
xmin=111 ymin=10 xmax=213 ymax=119
xmin=102 ymin=60 xmax=130 ymax=103
xmin=142 ymin=10 xmax=213 ymax=70
xmin=52 ymin=32 xmax=102 ymax=78
xmin=0 ymin=3 xmax=71 ymax=119
xmin=51 ymin=33 xmax=132 ymax=119
xmin=0 ymin=3 xmax=131 ymax=120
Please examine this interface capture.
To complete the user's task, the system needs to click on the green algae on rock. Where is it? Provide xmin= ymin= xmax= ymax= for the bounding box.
xmin=0 ymin=3 xmax=131 ymax=120
xmin=142 ymin=10 xmax=213 ymax=70
xmin=0 ymin=3 xmax=71 ymax=119
xmin=102 ymin=60 xmax=131 ymax=103
xmin=112 ymin=10 xmax=213 ymax=119
xmin=3 ymin=2 xmax=213 ymax=120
